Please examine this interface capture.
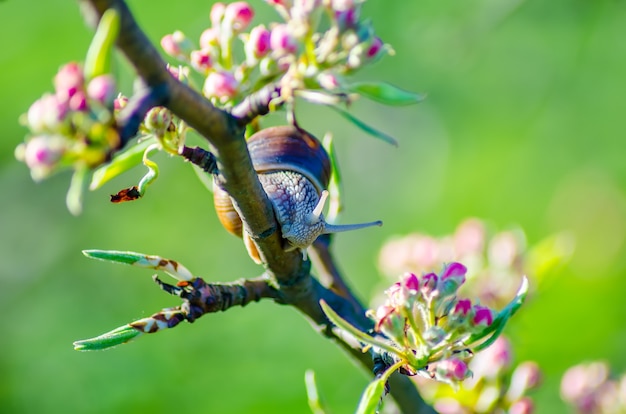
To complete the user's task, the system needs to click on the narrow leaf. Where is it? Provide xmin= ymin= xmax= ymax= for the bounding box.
xmin=322 ymin=133 xmax=343 ymax=223
xmin=355 ymin=377 xmax=386 ymax=414
xmin=82 ymin=249 xmax=194 ymax=281
xmin=74 ymin=324 xmax=142 ymax=351
xmin=466 ymin=277 xmax=529 ymax=349
xmin=66 ymin=166 xmax=89 ymax=216
xmin=319 ymin=300 xmax=400 ymax=357
xmin=305 ymin=370 xmax=328 ymax=414
xmin=90 ymin=138 xmax=154 ymax=190
xmin=348 ymin=82 xmax=426 ymax=106
xmin=328 ymin=105 xmax=398 ymax=146
xmin=84 ymin=8 xmax=120 ymax=79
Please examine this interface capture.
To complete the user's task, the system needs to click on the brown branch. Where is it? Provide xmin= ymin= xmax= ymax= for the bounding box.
xmin=77 ymin=1 xmax=433 ymax=412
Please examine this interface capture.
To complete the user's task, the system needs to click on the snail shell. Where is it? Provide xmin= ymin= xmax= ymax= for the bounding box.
xmin=213 ymin=125 xmax=380 ymax=262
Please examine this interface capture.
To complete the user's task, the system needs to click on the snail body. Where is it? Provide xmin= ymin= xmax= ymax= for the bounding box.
xmin=213 ymin=125 xmax=381 ymax=261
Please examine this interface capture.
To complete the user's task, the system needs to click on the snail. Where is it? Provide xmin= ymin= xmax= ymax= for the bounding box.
xmin=213 ymin=125 xmax=382 ymax=262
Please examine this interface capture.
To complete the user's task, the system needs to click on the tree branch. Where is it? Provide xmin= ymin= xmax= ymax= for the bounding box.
xmin=77 ymin=1 xmax=433 ymax=412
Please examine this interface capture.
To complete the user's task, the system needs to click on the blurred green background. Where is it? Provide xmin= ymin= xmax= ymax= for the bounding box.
xmin=1 ymin=0 xmax=625 ymax=412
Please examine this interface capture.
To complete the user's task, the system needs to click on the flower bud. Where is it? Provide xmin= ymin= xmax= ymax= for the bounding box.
xmin=190 ymin=49 xmax=213 ymax=73
xmin=508 ymin=361 xmax=542 ymax=401
xmin=317 ymin=72 xmax=340 ymax=90
xmin=87 ymin=74 xmax=116 ymax=107
xmin=160 ymin=31 xmax=192 ymax=58
xmin=21 ymin=135 xmax=67 ymax=180
xmin=27 ymin=94 xmax=68 ymax=132
xmin=210 ymin=2 xmax=227 ymax=27
xmin=54 ymin=62 xmax=84 ymax=102
xmin=451 ymin=299 xmax=472 ymax=322
xmin=402 ymin=272 xmax=420 ymax=293
xmin=265 ymin=0 xmax=292 ymax=7
xmin=472 ymin=305 xmax=494 ymax=328
xmin=509 ymin=397 xmax=535 ymax=414
xmin=114 ymin=94 xmax=128 ymax=111
xmin=439 ymin=262 xmax=467 ymax=297
xmin=421 ymin=272 xmax=438 ymax=298
xmin=68 ymin=91 xmax=88 ymax=111
xmin=435 ymin=358 xmax=471 ymax=382
xmin=270 ymin=24 xmax=298 ymax=55
xmin=366 ymin=36 xmax=384 ymax=59
xmin=246 ymin=25 xmax=271 ymax=60
xmin=200 ymin=27 xmax=220 ymax=49
xmin=471 ymin=336 xmax=511 ymax=379
xmin=223 ymin=2 xmax=254 ymax=32
xmin=373 ymin=304 xmax=405 ymax=344
xmin=423 ymin=326 xmax=446 ymax=347
xmin=144 ymin=107 xmax=173 ymax=135
xmin=203 ymin=71 xmax=238 ymax=100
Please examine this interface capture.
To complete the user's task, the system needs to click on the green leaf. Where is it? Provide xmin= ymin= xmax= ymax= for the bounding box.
xmin=328 ymin=105 xmax=398 ymax=146
xmin=304 ymin=370 xmax=328 ymax=414
xmin=82 ymin=250 xmax=194 ymax=281
xmin=348 ymin=82 xmax=426 ymax=106
xmin=319 ymin=300 xmax=400 ymax=357
xmin=84 ymin=8 xmax=120 ymax=79
xmin=90 ymin=138 xmax=154 ymax=190
xmin=355 ymin=377 xmax=386 ymax=414
xmin=74 ymin=324 xmax=142 ymax=351
xmin=66 ymin=166 xmax=89 ymax=216
xmin=467 ymin=277 xmax=529 ymax=351
xmin=322 ymin=133 xmax=343 ymax=223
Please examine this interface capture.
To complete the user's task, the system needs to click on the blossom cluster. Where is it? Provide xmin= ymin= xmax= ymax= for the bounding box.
xmin=561 ymin=361 xmax=626 ymax=413
xmin=161 ymin=0 xmax=389 ymax=105
xmin=378 ymin=218 xmax=529 ymax=308
xmin=415 ymin=336 xmax=541 ymax=414
xmin=367 ymin=262 xmax=506 ymax=385
xmin=15 ymin=62 xmax=119 ymax=181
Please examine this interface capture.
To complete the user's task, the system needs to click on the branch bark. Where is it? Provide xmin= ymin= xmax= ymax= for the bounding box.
xmin=77 ymin=1 xmax=434 ymax=412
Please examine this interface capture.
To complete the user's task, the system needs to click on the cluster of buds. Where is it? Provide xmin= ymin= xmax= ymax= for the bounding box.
xmin=160 ymin=0 xmax=390 ymax=106
xmin=377 ymin=218 xmax=573 ymax=309
xmin=360 ymin=262 xmax=527 ymax=389
xmin=415 ymin=336 xmax=541 ymax=413
xmin=561 ymin=361 xmax=626 ymax=413
xmin=15 ymin=62 xmax=119 ymax=181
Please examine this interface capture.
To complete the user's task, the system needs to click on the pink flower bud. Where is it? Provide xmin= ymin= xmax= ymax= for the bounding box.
xmin=265 ymin=0 xmax=292 ymax=7
xmin=384 ymin=282 xmax=402 ymax=307
xmin=54 ymin=62 xmax=84 ymax=102
xmin=203 ymin=71 xmax=238 ymax=100
xmin=472 ymin=305 xmax=493 ymax=327
xmin=27 ymin=94 xmax=68 ymax=132
xmin=224 ymin=2 xmax=254 ymax=32
xmin=210 ymin=2 xmax=227 ymax=27
xmin=332 ymin=0 xmax=354 ymax=11
xmin=335 ymin=9 xmax=359 ymax=31
xmin=453 ymin=299 xmax=472 ymax=317
xmin=509 ymin=397 xmax=535 ymax=414
xmin=270 ymin=24 xmax=298 ymax=55
xmin=439 ymin=262 xmax=467 ymax=297
xmin=317 ymin=72 xmax=340 ymax=90
xmin=114 ymin=94 xmax=128 ymax=110
xmin=420 ymin=272 xmax=438 ymax=296
xmin=69 ymin=91 xmax=88 ymax=111
xmin=190 ymin=49 xmax=213 ymax=73
xmin=161 ymin=34 xmax=182 ymax=57
xmin=471 ymin=336 xmax=511 ymax=379
xmin=200 ymin=28 xmax=220 ymax=49
xmin=401 ymin=272 xmax=419 ymax=292
xmin=373 ymin=305 xmax=405 ymax=343
xmin=436 ymin=358 xmax=471 ymax=381
xmin=247 ymin=25 xmax=271 ymax=58
xmin=22 ymin=135 xmax=67 ymax=180
xmin=87 ymin=74 xmax=116 ymax=106
xmin=366 ymin=36 xmax=384 ymax=58
xmin=161 ymin=31 xmax=192 ymax=58
xmin=509 ymin=361 xmax=542 ymax=400
xmin=454 ymin=218 xmax=485 ymax=257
